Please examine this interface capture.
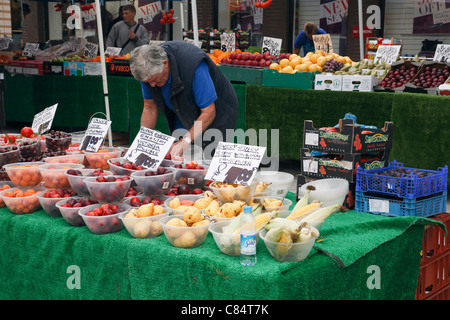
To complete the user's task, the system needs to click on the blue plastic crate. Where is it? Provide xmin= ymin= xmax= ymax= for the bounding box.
xmin=355 ymin=191 xmax=447 ymax=218
xmin=356 ymin=160 xmax=448 ymax=199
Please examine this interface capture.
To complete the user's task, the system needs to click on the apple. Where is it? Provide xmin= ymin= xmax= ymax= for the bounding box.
xmin=259 ymin=59 xmax=266 ymax=67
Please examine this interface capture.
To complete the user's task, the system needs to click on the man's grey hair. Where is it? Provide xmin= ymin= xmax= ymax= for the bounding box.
xmin=130 ymin=45 xmax=168 ymax=81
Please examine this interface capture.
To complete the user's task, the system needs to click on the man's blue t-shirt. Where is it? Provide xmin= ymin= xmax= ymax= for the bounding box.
xmin=141 ymin=61 xmax=218 ymax=130
xmin=294 ymin=28 xmax=327 ymax=55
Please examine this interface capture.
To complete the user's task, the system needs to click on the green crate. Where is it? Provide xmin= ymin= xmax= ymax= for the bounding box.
xmin=218 ymin=65 xmax=263 ymax=85
xmin=262 ymin=69 xmax=318 ymax=89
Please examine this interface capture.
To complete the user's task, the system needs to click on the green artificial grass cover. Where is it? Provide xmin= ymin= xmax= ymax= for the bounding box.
xmin=0 ymin=191 xmax=444 ymax=300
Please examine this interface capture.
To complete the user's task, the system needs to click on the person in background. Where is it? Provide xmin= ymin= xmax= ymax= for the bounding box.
xmin=293 ymin=22 xmax=327 ymax=56
xmin=106 ymin=5 xmax=124 ymax=38
xmin=106 ymin=4 xmax=148 ymax=55
xmin=129 ymin=41 xmax=239 ymax=159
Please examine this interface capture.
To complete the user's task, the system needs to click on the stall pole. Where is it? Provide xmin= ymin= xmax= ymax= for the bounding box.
xmin=358 ymin=0 xmax=364 ymax=60
xmin=95 ymin=0 xmax=113 ymax=147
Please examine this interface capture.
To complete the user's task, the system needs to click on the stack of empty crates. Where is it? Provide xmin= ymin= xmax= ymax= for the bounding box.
xmin=298 ymin=117 xmax=394 ymax=209
xmin=416 ymin=213 xmax=450 ymax=300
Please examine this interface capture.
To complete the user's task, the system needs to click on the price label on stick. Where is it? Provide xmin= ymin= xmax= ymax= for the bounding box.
xmin=23 ymin=43 xmax=40 ymax=58
xmin=79 ymin=118 xmax=112 ymax=152
xmin=312 ymin=34 xmax=333 ymax=54
xmin=31 ymin=103 xmax=58 ymax=135
xmin=374 ymin=45 xmax=401 ymax=64
xmin=0 ymin=36 xmax=10 ymax=51
xmin=104 ymin=47 xmax=122 ymax=56
xmin=220 ymin=33 xmax=236 ymax=52
xmin=261 ymin=37 xmax=282 ymax=56
xmin=205 ymin=142 xmax=266 ymax=186
xmin=124 ymin=127 xmax=175 ymax=170
xmin=433 ymin=44 xmax=450 ymax=63
xmin=84 ymin=42 xmax=99 ymax=58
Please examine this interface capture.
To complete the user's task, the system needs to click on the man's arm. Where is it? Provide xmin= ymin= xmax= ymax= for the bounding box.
xmin=141 ymin=98 xmax=159 ymax=129
xmin=169 ymin=103 xmax=216 ymax=157
xmin=131 ymin=26 xmax=149 ymax=46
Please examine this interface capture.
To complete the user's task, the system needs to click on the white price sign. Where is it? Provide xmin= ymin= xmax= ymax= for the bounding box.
xmin=205 ymin=142 xmax=266 ymax=185
xmin=0 ymin=36 xmax=10 ymax=51
xmin=23 ymin=43 xmax=40 ymax=57
xmin=433 ymin=44 xmax=450 ymax=63
xmin=105 ymin=47 xmax=122 ymax=56
xmin=84 ymin=42 xmax=99 ymax=58
xmin=262 ymin=37 xmax=282 ymax=56
xmin=374 ymin=45 xmax=401 ymax=64
xmin=124 ymin=127 xmax=175 ymax=170
xmin=313 ymin=34 xmax=334 ymax=54
xmin=220 ymin=33 xmax=236 ymax=52
xmin=79 ymin=118 xmax=112 ymax=152
xmin=31 ymin=103 xmax=58 ymax=134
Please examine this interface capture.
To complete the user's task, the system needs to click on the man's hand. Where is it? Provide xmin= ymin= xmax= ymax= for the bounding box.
xmin=170 ymin=139 xmax=190 ymax=158
xmin=129 ymin=30 xmax=136 ymax=40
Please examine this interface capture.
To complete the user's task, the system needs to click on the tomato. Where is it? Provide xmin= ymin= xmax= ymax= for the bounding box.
xmin=1 ymin=134 xmax=16 ymax=144
xmin=21 ymin=127 xmax=34 ymax=138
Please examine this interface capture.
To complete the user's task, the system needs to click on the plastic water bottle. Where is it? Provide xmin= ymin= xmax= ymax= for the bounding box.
xmin=240 ymin=205 xmax=257 ymax=266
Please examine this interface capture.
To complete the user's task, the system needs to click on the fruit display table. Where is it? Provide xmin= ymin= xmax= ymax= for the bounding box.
xmin=0 ymin=190 xmax=443 ymax=300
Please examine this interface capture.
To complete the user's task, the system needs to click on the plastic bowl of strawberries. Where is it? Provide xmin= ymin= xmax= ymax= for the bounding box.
xmin=78 ymin=202 xmax=130 ymax=235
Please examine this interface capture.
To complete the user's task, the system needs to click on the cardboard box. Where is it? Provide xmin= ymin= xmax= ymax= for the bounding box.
xmin=314 ymin=73 xmax=342 ymax=91
xmin=403 ymin=62 xmax=450 ymax=95
xmin=5 ymin=61 xmax=23 ymax=74
xmin=263 ymin=68 xmax=317 ymax=89
xmin=50 ymin=61 xmax=64 ymax=75
xmin=296 ymin=174 xmax=356 ymax=210
xmin=303 ymin=119 xmax=394 ymax=154
xmin=63 ymin=61 xmax=84 ymax=76
xmin=300 ymin=147 xmax=390 ymax=183
xmin=438 ymin=83 xmax=450 ymax=96
xmin=22 ymin=60 xmax=44 ymax=75
xmin=106 ymin=60 xmax=131 ymax=76
xmin=84 ymin=62 xmax=103 ymax=76
xmin=342 ymin=75 xmax=379 ymax=92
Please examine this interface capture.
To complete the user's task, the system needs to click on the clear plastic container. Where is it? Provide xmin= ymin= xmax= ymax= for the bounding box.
xmin=252 ymin=196 xmax=293 ymax=212
xmin=38 ymin=163 xmax=84 ymax=189
xmin=163 ymin=194 xmax=205 ymax=215
xmin=84 ymin=147 xmax=123 ymax=170
xmin=209 ymin=180 xmax=258 ymax=204
xmin=277 ymin=211 xmax=325 ymax=230
xmin=159 ymin=214 xmax=212 ymax=248
xmin=78 ymin=202 xmax=130 ymax=235
xmin=44 ymin=154 xmax=85 ymax=164
xmin=131 ymin=169 xmax=175 ymax=196
xmin=209 ymin=220 xmax=261 ymax=257
xmin=56 ymin=196 xmax=98 ymax=226
xmin=254 ymin=171 xmax=294 ymax=198
xmin=66 ymin=169 xmax=112 ymax=196
xmin=171 ymin=165 xmax=209 ymax=191
xmin=3 ymin=161 xmax=45 ymax=186
xmin=119 ymin=208 xmax=172 ymax=238
xmin=84 ymin=175 xmax=133 ymax=203
xmin=0 ymin=186 xmax=46 ymax=214
xmin=259 ymin=228 xmax=316 ymax=262
xmin=298 ymin=178 xmax=349 ymax=207
xmin=35 ymin=190 xmax=76 ymax=218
